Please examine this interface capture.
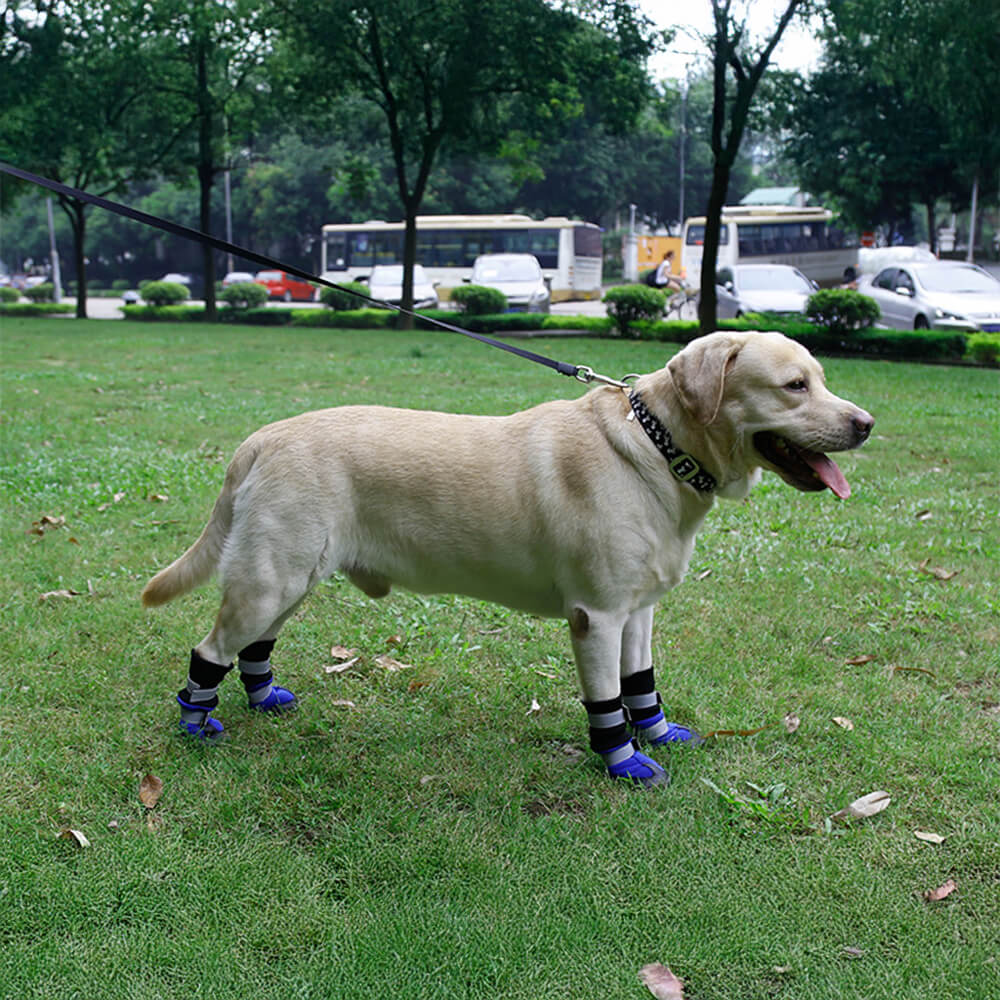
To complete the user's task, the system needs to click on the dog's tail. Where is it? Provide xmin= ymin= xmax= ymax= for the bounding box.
xmin=140 ymin=442 xmax=258 ymax=608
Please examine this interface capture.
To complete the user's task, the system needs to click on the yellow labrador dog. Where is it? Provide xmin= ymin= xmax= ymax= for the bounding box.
xmin=143 ymin=331 xmax=872 ymax=785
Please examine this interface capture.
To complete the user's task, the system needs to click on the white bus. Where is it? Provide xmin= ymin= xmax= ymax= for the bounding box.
xmin=680 ymin=205 xmax=858 ymax=288
xmin=321 ymin=214 xmax=603 ymax=301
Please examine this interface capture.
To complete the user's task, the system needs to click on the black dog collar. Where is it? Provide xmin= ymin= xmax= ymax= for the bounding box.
xmin=628 ymin=391 xmax=717 ymax=493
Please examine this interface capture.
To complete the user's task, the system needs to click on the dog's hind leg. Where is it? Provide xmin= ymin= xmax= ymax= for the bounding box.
xmin=569 ymin=606 xmax=669 ymax=788
xmin=620 ymin=605 xmax=703 ymax=748
xmin=177 ymin=572 xmax=314 ymax=740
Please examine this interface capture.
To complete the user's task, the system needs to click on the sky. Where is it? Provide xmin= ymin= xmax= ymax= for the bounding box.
xmin=639 ymin=1 xmax=824 ymax=81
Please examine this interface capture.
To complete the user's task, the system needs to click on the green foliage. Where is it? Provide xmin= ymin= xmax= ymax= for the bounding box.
xmin=219 ymin=282 xmax=269 ymax=310
xmin=291 ymin=307 xmax=397 ymax=329
xmin=319 ymin=282 xmax=370 ymax=311
xmin=450 ymin=284 xmax=508 ymax=316
xmin=23 ymin=282 xmax=55 ymax=302
xmin=0 ymin=286 xmax=20 ymax=303
xmin=967 ymin=331 xmax=1000 ymax=367
xmin=602 ymin=283 xmax=666 ymax=336
xmin=0 ymin=301 xmax=74 ymax=316
xmin=140 ymin=281 xmax=190 ymax=307
xmin=111 ymin=278 xmax=130 ymax=291
xmin=806 ymin=289 xmax=881 ymax=336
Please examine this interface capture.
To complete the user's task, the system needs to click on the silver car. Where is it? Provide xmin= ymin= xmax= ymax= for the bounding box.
xmin=365 ymin=264 xmax=439 ymax=310
xmin=716 ymin=264 xmax=817 ymax=317
xmin=468 ymin=253 xmax=550 ymax=313
xmin=860 ymin=261 xmax=1000 ymax=331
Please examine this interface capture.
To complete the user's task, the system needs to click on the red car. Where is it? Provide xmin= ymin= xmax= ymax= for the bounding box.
xmin=254 ymin=269 xmax=318 ymax=302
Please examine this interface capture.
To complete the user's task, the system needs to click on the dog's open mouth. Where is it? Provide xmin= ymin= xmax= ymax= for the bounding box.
xmin=753 ymin=432 xmax=851 ymax=499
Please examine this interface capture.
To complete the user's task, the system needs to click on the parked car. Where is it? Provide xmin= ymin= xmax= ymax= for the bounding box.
xmin=159 ymin=272 xmax=201 ymax=298
xmin=365 ymin=264 xmax=439 ymax=310
xmin=716 ymin=263 xmax=817 ymax=317
xmin=467 ymin=253 xmax=550 ymax=313
xmin=857 ymin=245 xmax=936 ymax=275
xmin=222 ymin=270 xmax=256 ymax=287
xmin=858 ymin=261 xmax=1000 ymax=331
xmin=254 ymin=269 xmax=318 ymax=302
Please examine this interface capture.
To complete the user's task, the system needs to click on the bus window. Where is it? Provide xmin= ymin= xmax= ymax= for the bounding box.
xmin=685 ymin=225 xmax=728 ymax=246
xmin=325 ymin=232 xmax=347 ymax=271
xmin=572 ymin=226 xmax=601 ymax=259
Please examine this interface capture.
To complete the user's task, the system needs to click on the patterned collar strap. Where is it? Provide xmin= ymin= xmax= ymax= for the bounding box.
xmin=628 ymin=391 xmax=717 ymax=493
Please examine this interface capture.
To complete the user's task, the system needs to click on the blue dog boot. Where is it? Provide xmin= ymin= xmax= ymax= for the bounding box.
xmin=603 ymin=740 xmax=670 ymax=788
xmin=244 ymin=675 xmax=297 ymax=714
xmin=633 ymin=710 xmax=705 ymax=747
xmin=177 ymin=694 xmax=225 ymax=741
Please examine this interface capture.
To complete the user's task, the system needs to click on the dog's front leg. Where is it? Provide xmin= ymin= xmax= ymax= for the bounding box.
xmin=620 ymin=606 xmax=704 ymax=748
xmin=568 ymin=606 xmax=669 ymax=788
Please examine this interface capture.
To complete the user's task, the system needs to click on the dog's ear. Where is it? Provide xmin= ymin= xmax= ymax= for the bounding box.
xmin=667 ymin=334 xmax=744 ymax=425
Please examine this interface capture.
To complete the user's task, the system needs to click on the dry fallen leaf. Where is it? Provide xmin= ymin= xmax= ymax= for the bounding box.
xmin=831 ymin=790 xmax=891 ymax=822
xmin=324 ymin=657 xmax=359 ymax=673
xmin=330 ymin=645 xmax=359 ymax=660
xmin=374 ymin=654 xmax=412 ymax=672
xmin=924 ymin=879 xmax=957 ymax=902
xmin=526 ymin=698 xmax=541 ymax=716
xmin=841 ymin=946 xmax=865 ymax=959
xmin=59 ymin=828 xmax=91 ymax=848
xmin=915 ymin=509 xmax=932 ymax=521
xmin=918 ymin=558 xmax=959 ymax=581
xmin=639 ymin=963 xmax=684 ymax=1000
xmin=890 ymin=665 xmax=937 ymax=679
xmin=702 ymin=723 xmax=773 ymax=739
xmin=783 ymin=713 xmax=801 ymax=734
xmin=832 ymin=716 xmax=855 ymax=731
xmin=385 ymin=633 xmax=404 ymax=647
xmin=39 ymin=588 xmax=83 ymax=601
xmin=139 ymin=773 xmax=164 ymax=810
xmin=845 ymin=654 xmax=877 ymax=666
xmin=914 ymin=830 xmax=946 ymax=844
xmin=330 ymin=699 xmax=356 ymax=709
xmin=147 ymin=492 xmax=169 ymax=502
xmin=694 ymin=569 xmax=712 ymax=581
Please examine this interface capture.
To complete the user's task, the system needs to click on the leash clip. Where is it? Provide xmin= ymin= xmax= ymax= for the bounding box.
xmin=574 ymin=367 xmax=641 ymax=390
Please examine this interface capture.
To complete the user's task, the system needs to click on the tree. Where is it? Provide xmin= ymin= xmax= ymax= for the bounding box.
xmin=0 ymin=2 xmax=182 ymax=317
xmin=781 ymin=0 xmax=1000 ymax=252
xmin=697 ymin=0 xmax=806 ymax=333
xmin=140 ymin=0 xmax=280 ymax=319
xmin=284 ymin=0 xmax=655 ymax=324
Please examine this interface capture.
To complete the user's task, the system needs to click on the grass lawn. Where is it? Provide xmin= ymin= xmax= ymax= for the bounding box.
xmin=1 ymin=317 xmax=998 ymax=999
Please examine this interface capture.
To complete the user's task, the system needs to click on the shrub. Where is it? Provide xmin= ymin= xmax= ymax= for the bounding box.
xmin=603 ymin=284 xmax=666 ymax=337
xmin=24 ymin=283 xmax=55 ymax=302
xmin=451 ymin=284 xmax=507 ymax=316
xmin=111 ymin=279 xmax=130 ymax=291
xmin=1 ymin=286 xmax=20 ymax=303
xmin=141 ymin=281 xmax=190 ymax=307
xmin=219 ymin=281 xmax=269 ymax=310
xmin=967 ymin=331 xmax=1000 ymax=367
xmin=319 ymin=281 xmax=370 ymax=311
xmin=291 ymin=307 xmax=397 ymax=329
xmin=805 ymin=288 xmax=881 ymax=336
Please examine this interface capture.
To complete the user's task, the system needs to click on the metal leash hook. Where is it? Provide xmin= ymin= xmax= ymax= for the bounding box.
xmin=573 ymin=366 xmax=641 ymax=391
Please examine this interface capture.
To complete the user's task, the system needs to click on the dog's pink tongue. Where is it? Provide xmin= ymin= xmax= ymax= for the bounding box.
xmin=804 ymin=450 xmax=851 ymax=499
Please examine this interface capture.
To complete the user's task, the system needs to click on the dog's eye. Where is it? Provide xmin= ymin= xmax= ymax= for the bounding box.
xmin=784 ymin=379 xmax=808 ymax=392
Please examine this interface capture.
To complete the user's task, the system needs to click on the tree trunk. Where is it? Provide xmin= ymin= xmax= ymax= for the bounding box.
xmin=197 ymin=36 xmax=217 ymax=321
xmin=698 ymin=159 xmax=731 ymax=334
xmin=926 ymin=202 xmax=936 ymax=255
xmin=966 ymin=173 xmax=979 ymax=263
xmin=398 ymin=208 xmax=417 ymax=329
xmin=60 ymin=197 xmax=88 ymax=319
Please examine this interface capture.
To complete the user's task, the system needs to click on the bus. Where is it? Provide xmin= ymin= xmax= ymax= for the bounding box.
xmin=680 ymin=205 xmax=858 ymax=288
xmin=321 ymin=214 xmax=603 ymax=301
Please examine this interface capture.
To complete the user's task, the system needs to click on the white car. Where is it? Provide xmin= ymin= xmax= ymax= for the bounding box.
xmin=717 ymin=264 xmax=817 ymax=317
xmin=222 ymin=270 xmax=256 ymax=287
xmin=365 ymin=264 xmax=439 ymax=310
xmin=468 ymin=254 xmax=550 ymax=313
xmin=858 ymin=261 xmax=1000 ymax=331
xmin=857 ymin=245 xmax=937 ymax=275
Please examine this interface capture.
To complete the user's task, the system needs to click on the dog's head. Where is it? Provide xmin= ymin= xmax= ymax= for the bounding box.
xmin=667 ymin=331 xmax=874 ymax=499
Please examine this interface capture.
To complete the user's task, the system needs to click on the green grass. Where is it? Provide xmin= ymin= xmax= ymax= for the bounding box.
xmin=2 ymin=318 xmax=998 ymax=999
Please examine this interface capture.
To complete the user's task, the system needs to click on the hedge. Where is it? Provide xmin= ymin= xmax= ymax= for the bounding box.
xmin=450 ymin=284 xmax=507 ymax=316
xmin=0 ymin=302 xmax=74 ymax=316
xmin=966 ymin=331 xmax=1000 ymax=367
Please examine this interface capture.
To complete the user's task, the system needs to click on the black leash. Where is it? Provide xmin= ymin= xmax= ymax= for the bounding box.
xmin=0 ymin=160 xmax=623 ymax=385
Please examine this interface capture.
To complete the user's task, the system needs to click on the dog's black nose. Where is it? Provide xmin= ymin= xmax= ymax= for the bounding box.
xmin=852 ymin=410 xmax=874 ymax=444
